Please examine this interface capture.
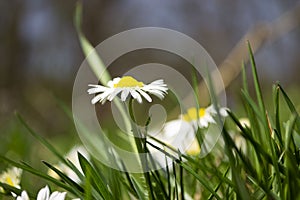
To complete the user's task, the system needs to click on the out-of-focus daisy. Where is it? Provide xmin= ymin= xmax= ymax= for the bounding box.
xmin=150 ymin=119 xmax=199 ymax=155
xmin=16 ymin=191 xmax=29 ymax=200
xmin=182 ymin=105 xmax=228 ymax=128
xmin=238 ymin=118 xmax=250 ymax=130
xmin=0 ymin=167 xmax=22 ymax=192
xmin=233 ymin=118 xmax=249 ymax=154
xmin=37 ymin=185 xmax=66 ymax=200
xmin=88 ymin=76 xmax=168 ymax=104
xmin=16 ymin=187 xmax=80 ymax=200
xmin=149 ymin=105 xmax=228 ymax=164
xmin=148 ymin=119 xmax=199 ymax=167
xmin=48 ymin=146 xmax=89 ymax=183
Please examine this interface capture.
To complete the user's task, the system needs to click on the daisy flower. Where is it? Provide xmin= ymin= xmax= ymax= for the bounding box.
xmin=148 ymin=105 xmax=228 ymax=163
xmin=234 ymin=117 xmax=250 ymax=155
xmin=0 ymin=167 xmax=22 ymax=193
xmin=88 ymin=76 xmax=168 ymax=104
xmin=182 ymin=105 xmax=228 ymax=128
xmin=16 ymin=191 xmax=29 ymax=200
xmin=36 ymin=185 xmax=66 ymax=200
xmin=15 ymin=186 xmax=80 ymax=200
xmin=238 ymin=118 xmax=250 ymax=129
xmin=148 ymin=119 xmax=199 ymax=167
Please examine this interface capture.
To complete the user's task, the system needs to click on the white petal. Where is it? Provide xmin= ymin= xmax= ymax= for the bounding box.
xmin=107 ymin=80 xmax=114 ymax=88
xmin=49 ymin=192 xmax=67 ymax=200
xmin=107 ymin=77 xmax=121 ymax=87
xmin=147 ymin=90 xmax=165 ymax=99
xmin=204 ymin=114 xmax=216 ymax=124
xmin=143 ymin=85 xmax=168 ymax=92
xmin=220 ymin=107 xmax=229 ymax=117
xmin=91 ymin=94 xmax=102 ymax=104
xmin=206 ymin=105 xmax=216 ymax=114
xmin=143 ymin=80 xmax=168 ymax=91
xmin=16 ymin=191 xmax=30 ymax=200
xmin=137 ymin=89 xmax=152 ymax=102
xmin=206 ymin=105 xmax=228 ymax=117
xmin=151 ymin=119 xmax=195 ymax=153
xmin=107 ymin=88 xmax=122 ymax=101
xmin=91 ymin=89 xmax=113 ymax=104
xmin=142 ymin=80 xmax=168 ymax=100
xmin=130 ymin=90 xmax=142 ymax=103
xmin=148 ymin=79 xmax=167 ymax=87
xmin=12 ymin=192 xmax=18 ymax=197
xmin=161 ymin=119 xmax=192 ymax=140
xmin=87 ymin=85 xmax=108 ymax=94
xmin=37 ymin=185 xmax=50 ymax=200
xmin=199 ymin=119 xmax=209 ymax=128
xmin=121 ymin=89 xmax=130 ymax=101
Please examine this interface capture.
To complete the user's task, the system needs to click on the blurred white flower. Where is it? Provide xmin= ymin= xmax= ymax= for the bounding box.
xmin=233 ymin=133 xmax=247 ymax=155
xmin=16 ymin=191 xmax=29 ymax=200
xmin=182 ymin=105 xmax=228 ymax=128
xmin=148 ymin=105 xmax=229 ymax=165
xmin=47 ymin=145 xmax=89 ymax=183
xmin=37 ymin=185 xmax=66 ymax=200
xmin=238 ymin=118 xmax=250 ymax=129
xmin=0 ymin=167 xmax=22 ymax=192
xmin=88 ymin=76 xmax=168 ymax=104
xmin=150 ymin=119 xmax=199 ymax=155
xmin=231 ymin=118 xmax=250 ymax=155
xmin=15 ymin=187 xmax=80 ymax=200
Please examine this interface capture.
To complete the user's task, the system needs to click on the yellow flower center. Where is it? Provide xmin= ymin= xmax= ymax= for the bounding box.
xmin=199 ymin=108 xmax=206 ymax=117
xmin=5 ymin=176 xmax=14 ymax=186
xmin=183 ymin=107 xmax=206 ymax=122
xmin=114 ymin=76 xmax=144 ymax=88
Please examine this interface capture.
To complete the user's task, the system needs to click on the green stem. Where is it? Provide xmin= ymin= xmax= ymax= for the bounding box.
xmin=128 ymin=98 xmax=154 ymax=199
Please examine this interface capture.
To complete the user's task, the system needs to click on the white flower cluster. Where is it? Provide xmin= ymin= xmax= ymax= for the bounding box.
xmin=0 ymin=146 xmax=87 ymax=200
xmin=16 ymin=185 xmax=70 ymax=200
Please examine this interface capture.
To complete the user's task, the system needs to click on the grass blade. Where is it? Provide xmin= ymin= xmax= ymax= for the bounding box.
xmin=77 ymin=153 xmax=114 ymax=200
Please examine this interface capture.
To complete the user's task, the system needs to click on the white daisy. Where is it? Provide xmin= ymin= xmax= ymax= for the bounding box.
xmin=37 ymin=185 xmax=66 ymax=200
xmin=148 ymin=105 xmax=229 ymax=162
xmin=182 ymin=105 xmax=228 ymax=128
xmin=238 ymin=118 xmax=250 ymax=129
xmin=87 ymin=76 xmax=168 ymax=104
xmin=148 ymin=119 xmax=198 ymax=167
xmin=0 ymin=167 xmax=22 ymax=192
xmin=15 ymin=187 xmax=80 ymax=200
xmin=16 ymin=191 xmax=29 ymax=200
xmin=234 ymin=117 xmax=250 ymax=154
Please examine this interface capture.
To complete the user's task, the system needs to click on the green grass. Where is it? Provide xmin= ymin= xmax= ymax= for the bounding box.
xmin=0 ymin=43 xmax=300 ymax=200
xmin=0 ymin=6 xmax=300 ymax=198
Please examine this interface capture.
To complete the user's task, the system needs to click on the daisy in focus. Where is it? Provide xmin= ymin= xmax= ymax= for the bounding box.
xmin=0 ymin=167 xmax=22 ymax=193
xmin=88 ymin=76 xmax=168 ymax=104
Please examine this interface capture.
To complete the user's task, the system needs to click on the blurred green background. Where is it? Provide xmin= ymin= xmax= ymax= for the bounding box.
xmin=1 ymin=1 xmax=300 ymax=163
